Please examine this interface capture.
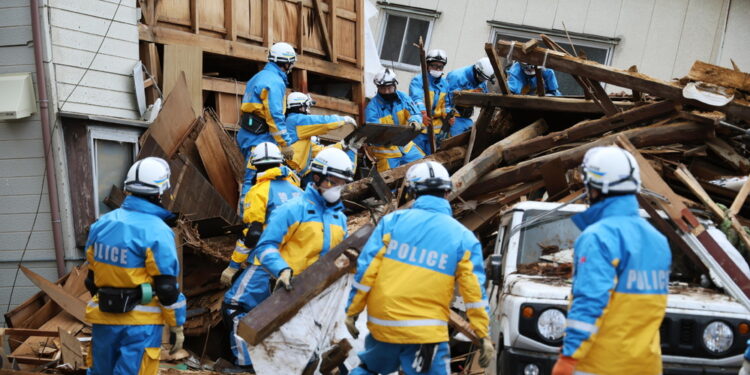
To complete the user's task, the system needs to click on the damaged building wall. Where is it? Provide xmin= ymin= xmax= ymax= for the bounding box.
xmin=371 ymin=0 xmax=750 ymax=96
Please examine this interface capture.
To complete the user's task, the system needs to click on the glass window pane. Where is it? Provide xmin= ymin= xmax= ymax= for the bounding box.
xmin=95 ymin=139 xmax=134 ymax=216
xmin=380 ymin=14 xmax=407 ymax=62
xmin=400 ymin=18 xmax=430 ymax=66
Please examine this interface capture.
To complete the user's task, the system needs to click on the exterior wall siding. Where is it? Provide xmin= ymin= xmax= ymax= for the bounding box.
xmin=371 ymin=0 xmax=747 ymax=95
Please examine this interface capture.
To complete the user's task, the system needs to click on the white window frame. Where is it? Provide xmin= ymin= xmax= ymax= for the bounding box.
xmin=88 ymin=126 xmax=140 ymax=217
xmin=377 ymin=9 xmax=437 ymax=72
xmin=488 ymin=23 xmax=618 ymax=67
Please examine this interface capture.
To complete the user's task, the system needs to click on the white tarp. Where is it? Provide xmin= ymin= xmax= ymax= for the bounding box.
xmin=364 ymin=0 xmax=384 ymax=98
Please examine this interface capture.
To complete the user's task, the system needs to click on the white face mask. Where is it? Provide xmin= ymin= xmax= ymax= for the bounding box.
xmin=321 ymin=185 xmax=344 ymax=203
xmin=429 ymin=70 xmax=443 ymax=79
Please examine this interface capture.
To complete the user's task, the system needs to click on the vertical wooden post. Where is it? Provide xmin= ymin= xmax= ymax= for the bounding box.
xmin=297 ymin=0 xmax=304 ymax=54
xmin=225 ymin=0 xmax=236 ymax=41
xmin=190 ymin=0 xmax=199 ymax=34
xmin=355 ymin=0 xmax=364 ymax=70
xmin=329 ymin=0 xmax=337 ymax=62
xmin=262 ymin=0 xmax=273 ymax=47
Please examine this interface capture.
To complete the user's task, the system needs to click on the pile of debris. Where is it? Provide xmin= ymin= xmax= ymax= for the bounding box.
xmin=4 ymin=36 xmax=750 ymax=375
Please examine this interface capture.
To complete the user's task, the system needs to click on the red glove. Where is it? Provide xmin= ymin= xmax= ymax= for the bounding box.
xmin=551 ymin=355 xmax=577 ymax=375
xmin=421 ymin=110 xmax=431 ymax=128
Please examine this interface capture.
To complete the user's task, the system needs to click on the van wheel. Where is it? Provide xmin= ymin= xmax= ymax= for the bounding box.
xmin=496 ymin=336 xmax=511 ymax=375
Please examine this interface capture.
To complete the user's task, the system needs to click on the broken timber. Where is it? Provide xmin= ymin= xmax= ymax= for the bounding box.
xmin=19 ymin=266 xmax=87 ymax=325
xmin=238 ymin=224 xmax=375 ymax=345
xmin=492 ymin=41 xmax=750 ymax=123
xmin=453 ymin=92 xmax=635 ymax=114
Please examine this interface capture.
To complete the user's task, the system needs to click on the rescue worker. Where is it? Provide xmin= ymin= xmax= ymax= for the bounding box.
xmin=84 ymin=157 xmax=186 ymax=375
xmin=367 ymin=68 xmax=425 ymax=172
xmin=237 ymin=42 xmax=297 ymax=206
xmin=345 ymin=161 xmax=495 ymax=375
xmin=507 ymin=61 xmax=562 ymax=96
xmin=446 ymin=57 xmax=495 ymax=136
xmin=552 ymin=146 xmax=671 ymax=375
xmin=221 ymin=142 xmax=303 ymax=287
xmin=222 ymin=148 xmax=353 ymax=370
xmin=284 ymin=91 xmax=363 ymax=184
xmin=409 ymin=49 xmax=454 ymax=154
xmin=740 ymin=345 xmax=750 ymax=374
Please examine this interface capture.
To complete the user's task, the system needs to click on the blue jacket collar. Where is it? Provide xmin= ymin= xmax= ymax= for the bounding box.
xmin=264 ymin=62 xmax=289 ymax=85
xmin=462 ymin=66 xmax=480 ymax=86
xmin=303 ymin=183 xmax=344 ymax=211
xmin=572 ymin=194 xmax=639 ymax=231
xmin=413 ymin=195 xmax=452 ymax=216
xmin=375 ymin=91 xmax=408 ymax=107
xmin=121 ymin=195 xmax=173 ymax=220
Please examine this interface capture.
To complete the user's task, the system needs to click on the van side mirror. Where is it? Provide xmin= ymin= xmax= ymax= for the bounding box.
xmin=489 ymin=254 xmax=503 ymax=286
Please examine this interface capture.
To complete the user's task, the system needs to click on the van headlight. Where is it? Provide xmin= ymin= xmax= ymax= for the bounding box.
xmin=703 ymin=321 xmax=733 ymax=353
xmin=537 ymin=309 xmax=566 ymax=341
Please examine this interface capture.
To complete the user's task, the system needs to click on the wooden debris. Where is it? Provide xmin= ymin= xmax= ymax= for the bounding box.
xmin=453 ymin=92 xmax=635 ymax=114
xmin=196 ymin=113 xmax=239 ymax=206
xmin=58 ymin=328 xmax=83 ymax=369
xmin=688 ymin=60 xmax=750 ymax=92
xmin=19 ymin=266 xmax=87 ymax=325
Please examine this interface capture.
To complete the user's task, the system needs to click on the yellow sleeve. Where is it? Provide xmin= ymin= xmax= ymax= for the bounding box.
xmin=243 ymin=181 xmax=271 ymax=225
xmin=456 ymin=250 xmax=490 ymax=338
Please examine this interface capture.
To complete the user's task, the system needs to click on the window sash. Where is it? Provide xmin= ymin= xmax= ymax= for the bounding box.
xmin=88 ymin=126 xmax=140 ymax=217
xmin=378 ymin=10 xmax=435 ymax=71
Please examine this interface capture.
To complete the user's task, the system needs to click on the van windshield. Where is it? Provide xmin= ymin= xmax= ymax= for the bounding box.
xmin=515 ymin=209 xmax=580 ymax=278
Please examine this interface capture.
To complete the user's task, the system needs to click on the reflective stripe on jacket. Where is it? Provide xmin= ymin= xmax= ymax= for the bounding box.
xmin=230 ymin=166 xmax=302 ymax=267
xmin=346 ymin=195 xmax=489 ymax=344
xmin=409 ymin=74 xmax=452 ymax=134
xmin=252 ymin=184 xmax=347 ymax=277
xmin=240 ymin=62 xmax=293 ymax=147
xmin=365 ymin=91 xmax=422 ymax=160
xmin=85 ymin=195 xmax=186 ymax=326
xmin=286 ymin=112 xmax=345 ymax=175
xmin=564 ymin=194 xmax=671 ymax=375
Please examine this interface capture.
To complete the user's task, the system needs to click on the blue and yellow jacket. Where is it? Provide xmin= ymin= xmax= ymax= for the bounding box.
xmin=346 ymin=195 xmax=489 ymax=344
xmin=240 ymin=62 xmax=293 ymax=147
xmin=564 ymin=195 xmax=670 ymax=375
xmin=252 ymin=184 xmax=348 ymax=278
xmin=446 ymin=65 xmax=488 ymax=130
xmin=230 ymin=166 xmax=302 ymax=268
xmin=365 ymin=91 xmax=423 ymax=160
xmin=286 ymin=112 xmax=346 ymax=176
xmin=85 ymin=196 xmax=186 ymax=327
xmin=506 ymin=62 xmax=561 ymax=96
xmin=409 ymin=74 xmax=452 ymax=134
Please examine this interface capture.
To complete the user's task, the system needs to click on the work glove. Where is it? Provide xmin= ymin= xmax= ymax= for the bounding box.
xmin=740 ymin=359 xmax=750 ymax=375
xmin=346 ymin=136 xmax=366 ymax=153
xmin=281 ymin=145 xmax=294 ymax=161
xmin=345 ymin=315 xmax=359 ymax=339
xmin=220 ymin=266 xmax=238 ymax=287
xmin=274 ymin=268 xmax=293 ymax=291
xmin=170 ymin=326 xmax=184 ymax=355
xmin=551 ymin=355 xmax=578 ymax=375
xmin=409 ymin=121 xmax=423 ymax=132
xmin=421 ymin=110 xmax=431 ymax=128
xmin=477 ymin=337 xmax=495 ymax=368
xmin=343 ymin=116 xmax=358 ymax=127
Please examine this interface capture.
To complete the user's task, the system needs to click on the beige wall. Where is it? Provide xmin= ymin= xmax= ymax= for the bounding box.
xmin=370 ymin=0 xmax=749 ymax=95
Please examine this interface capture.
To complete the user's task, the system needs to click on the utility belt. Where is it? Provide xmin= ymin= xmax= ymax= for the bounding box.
xmin=239 ymin=111 xmax=269 ymax=134
xmin=96 ymin=284 xmax=153 ymax=314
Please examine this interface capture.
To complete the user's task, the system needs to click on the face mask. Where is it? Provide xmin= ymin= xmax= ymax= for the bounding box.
xmin=322 ymin=185 xmax=344 ymax=203
xmin=429 ymin=70 xmax=443 ymax=79
xmin=381 ymin=92 xmax=397 ymax=101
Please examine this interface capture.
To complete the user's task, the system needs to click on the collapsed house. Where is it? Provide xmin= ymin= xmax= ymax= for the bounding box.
xmin=3 ymin=21 xmax=750 ymax=375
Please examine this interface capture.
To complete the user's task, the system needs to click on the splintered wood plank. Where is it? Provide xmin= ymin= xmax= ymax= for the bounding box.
xmin=312 ymin=0 xmax=334 ymax=62
xmin=449 ymin=310 xmax=480 ymax=345
xmin=163 ymin=44 xmax=203 ymax=114
xmin=688 ymin=60 xmax=750 ymax=92
xmin=147 ymin=73 xmax=198 ymax=158
xmin=484 ymin=42 xmax=509 ymax=94
xmin=238 ymin=225 xmax=375 ymax=345
xmin=453 ymin=92 xmax=634 ymax=113
xmin=19 ymin=266 xmax=86 ymax=325
xmin=58 ymin=328 xmax=83 ymax=369
xmin=730 ymin=177 xmax=750 ymax=217
xmin=705 ymin=138 xmax=750 ymax=174
xmin=196 ymin=116 xmax=239 ymax=206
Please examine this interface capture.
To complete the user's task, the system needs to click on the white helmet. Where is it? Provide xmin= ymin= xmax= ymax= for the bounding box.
xmin=474 ymin=57 xmax=494 ymax=81
xmin=251 ymin=142 xmax=284 ymax=166
xmin=124 ymin=157 xmax=171 ymax=196
xmin=581 ymin=146 xmax=641 ymax=195
xmin=287 ymin=92 xmax=316 ymax=111
xmin=406 ymin=161 xmax=452 ymax=194
xmin=310 ymin=148 xmax=354 ymax=182
xmin=426 ymin=49 xmax=447 ymax=65
xmin=268 ymin=42 xmax=296 ymax=64
xmin=373 ymin=68 xmax=398 ymax=87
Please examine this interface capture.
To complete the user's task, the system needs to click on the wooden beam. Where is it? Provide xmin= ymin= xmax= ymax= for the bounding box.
xmin=139 ymin=24 xmax=362 ymax=82
xmin=190 ymin=0 xmax=199 ymax=34
xmin=706 ymin=137 xmax=750 ymax=174
xmin=448 ymin=119 xmax=547 ymax=200
xmin=534 ymin=69 xmax=545 ymax=97
xmin=453 ymin=91 xmax=634 ymax=113
xmin=224 ymin=0 xmax=236 ymax=41
xmin=628 ymin=66 xmax=643 ymax=102
xmin=493 ymin=40 xmax=750 ymax=123
xmin=19 ymin=266 xmax=88 ymax=325
xmin=483 ymin=43 xmax=509 ymax=94
xmin=464 ymin=122 xmax=713 ymax=198
xmin=238 ymin=225 xmax=375 ymax=345
xmin=195 ymin=116 xmax=239 ymax=206
xmin=312 ymin=0 xmax=335 ymax=62
xmin=502 ymin=100 xmax=677 ymax=163
xmin=730 ymin=177 xmax=750 ymax=217
xmin=688 ymin=60 xmax=750 ymax=92
xmin=469 ymin=106 xmax=494 ymax=159
xmin=262 ymin=0 xmax=272 ymax=47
